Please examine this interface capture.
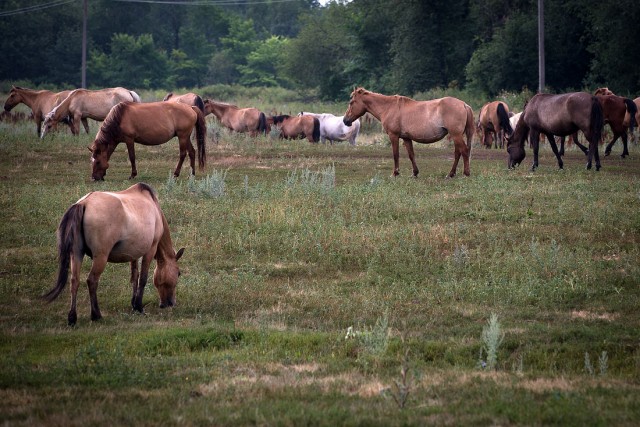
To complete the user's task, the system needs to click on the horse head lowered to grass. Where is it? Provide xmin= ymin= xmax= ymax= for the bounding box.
xmin=89 ymin=101 xmax=206 ymax=181
xmin=507 ymin=92 xmax=603 ymax=171
xmin=43 ymin=183 xmax=185 ymax=325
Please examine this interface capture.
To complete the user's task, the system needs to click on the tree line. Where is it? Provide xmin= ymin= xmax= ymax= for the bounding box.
xmin=1 ymin=0 xmax=638 ymax=100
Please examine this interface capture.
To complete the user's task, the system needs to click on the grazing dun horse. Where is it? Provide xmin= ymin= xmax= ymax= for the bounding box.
xmin=3 ymin=86 xmax=74 ymax=135
xmin=43 ymin=183 xmax=185 ymax=325
xmin=478 ymin=101 xmax=513 ymax=149
xmin=270 ymin=115 xmax=320 ymax=143
xmin=163 ymin=92 xmax=205 ymax=113
xmin=89 ymin=101 xmax=206 ymax=181
xmin=343 ymin=87 xmax=474 ymax=177
xmin=299 ymin=112 xmax=360 ymax=145
xmin=41 ymin=87 xmax=141 ymax=138
xmin=203 ymin=99 xmax=266 ymax=135
xmin=507 ymin=92 xmax=603 ymax=170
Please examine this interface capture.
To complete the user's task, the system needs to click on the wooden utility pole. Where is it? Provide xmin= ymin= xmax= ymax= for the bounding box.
xmin=81 ymin=0 xmax=87 ymax=88
xmin=538 ymin=0 xmax=545 ymax=93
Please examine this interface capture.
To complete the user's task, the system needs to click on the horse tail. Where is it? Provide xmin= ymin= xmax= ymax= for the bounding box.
xmin=130 ymin=91 xmax=142 ymax=103
xmin=624 ymin=98 xmax=637 ymax=133
xmin=497 ymin=102 xmax=513 ymax=134
xmin=257 ymin=112 xmax=267 ymax=134
xmin=464 ymin=104 xmax=474 ymax=152
xmin=192 ymin=106 xmax=207 ymax=170
xmin=590 ymin=96 xmax=604 ymax=145
xmin=43 ymin=203 xmax=85 ymax=303
xmin=312 ymin=117 xmax=320 ymax=142
xmin=194 ymin=95 xmax=205 ymax=114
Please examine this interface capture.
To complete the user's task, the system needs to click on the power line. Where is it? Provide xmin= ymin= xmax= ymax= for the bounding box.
xmin=113 ymin=0 xmax=303 ymax=5
xmin=0 ymin=0 xmax=77 ymax=17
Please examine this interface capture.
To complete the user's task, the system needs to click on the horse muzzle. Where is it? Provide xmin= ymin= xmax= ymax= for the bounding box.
xmin=343 ymin=117 xmax=353 ymax=126
xmin=159 ymin=298 xmax=175 ymax=309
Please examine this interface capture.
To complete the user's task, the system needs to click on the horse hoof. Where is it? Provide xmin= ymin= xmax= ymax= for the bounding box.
xmin=604 ymin=151 xmax=611 ymax=157
xmin=68 ymin=312 xmax=77 ymax=326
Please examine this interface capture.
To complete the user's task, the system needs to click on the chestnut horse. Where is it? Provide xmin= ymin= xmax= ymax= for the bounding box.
xmin=43 ymin=183 xmax=184 ymax=325
xmin=203 ymin=99 xmax=266 ymax=135
xmin=343 ymin=88 xmax=474 ymax=177
xmin=4 ymin=86 xmax=74 ymax=135
xmin=41 ymin=87 xmax=141 ymax=138
xmin=163 ymin=92 xmax=205 ymax=113
xmin=270 ymin=115 xmax=320 ymax=143
xmin=507 ymin=92 xmax=603 ymax=170
xmin=478 ymin=101 xmax=513 ymax=149
xmin=89 ymin=101 xmax=206 ymax=181
xmin=624 ymin=97 xmax=640 ymax=145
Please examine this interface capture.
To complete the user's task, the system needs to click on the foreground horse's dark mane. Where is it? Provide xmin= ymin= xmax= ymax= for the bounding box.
xmin=134 ymin=182 xmax=158 ymax=204
xmin=94 ymin=102 xmax=129 ymax=147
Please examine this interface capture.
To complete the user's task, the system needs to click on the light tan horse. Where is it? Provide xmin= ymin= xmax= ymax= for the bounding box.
xmin=3 ymin=86 xmax=76 ymax=135
xmin=90 ymin=101 xmax=206 ymax=181
xmin=41 ymin=87 xmax=141 ymax=138
xmin=43 ymin=183 xmax=185 ymax=325
xmin=203 ymin=99 xmax=266 ymax=135
xmin=270 ymin=115 xmax=320 ymax=142
xmin=478 ymin=101 xmax=513 ymax=149
xmin=343 ymin=88 xmax=474 ymax=177
xmin=163 ymin=92 xmax=205 ymax=113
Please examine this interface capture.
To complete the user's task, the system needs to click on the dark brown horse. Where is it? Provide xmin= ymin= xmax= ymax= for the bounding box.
xmin=343 ymin=88 xmax=474 ymax=177
xmin=89 ymin=101 xmax=206 ymax=181
xmin=203 ymin=99 xmax=266 ymax=135
xmin=624 ymin=97 xmax=640 ymax=145
xmin=478 ymin=101 xmax=513 ymax=149
xmin=3 ymin=86 xmax=74 ymax=135
xmin=163 ymin=92 xmax=205 ymax=113
xmin=558 ymin=91 xmax=637 ymax=158
xmin=507 ymin=92 xmax=604 ymax=170
xmin=43 ymin=183 xmax=185 ymax=325
xmin=41 ymin=87 xmax=141 ymax=138
xmin=270 ymin=115 xmax=320 ymax=142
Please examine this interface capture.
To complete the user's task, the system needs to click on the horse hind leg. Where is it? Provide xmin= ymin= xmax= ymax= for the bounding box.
xmin=67 ymin=252 xmax=83 ymax=326
xmin=449 ymin=134 xmax=470 ymax=178
xmin=86 ymin=255 xmax=108 ymax=322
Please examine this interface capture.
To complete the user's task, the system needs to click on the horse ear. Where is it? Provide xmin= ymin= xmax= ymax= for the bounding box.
xmin=175 ymin=247 xmax=185 ymax=261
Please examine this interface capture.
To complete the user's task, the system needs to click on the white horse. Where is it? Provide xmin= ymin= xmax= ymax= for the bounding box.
xmin=299 ymin=112 xmax=360 ymax=145
xmin=509 ymin=111 xmax=522 ymax=131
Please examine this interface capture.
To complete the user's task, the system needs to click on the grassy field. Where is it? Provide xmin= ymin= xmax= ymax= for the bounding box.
xmin=1 ymin=107 xmax=639 ymax=426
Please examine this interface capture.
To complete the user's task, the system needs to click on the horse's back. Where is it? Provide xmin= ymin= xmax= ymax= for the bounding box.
xmin=79 ymin=184 xmax=163 ymax=262
xmin=526 ymin=92 xmax=594 ymax=135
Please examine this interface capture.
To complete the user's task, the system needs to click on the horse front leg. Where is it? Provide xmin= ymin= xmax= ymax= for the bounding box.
xmin=130 ymin=260 xmax=141 ymax=312
xmin=81 ymin=118 xmax=90 ymax=134
xmin=390 ymin=134 xmax=401 ymax=176
xmin=530 ymin=130 xmax=540 ymax=171
xmin=402 ymin=138 xmax=419 ymax=177
xmin=86 ymin=255 xmax=108 ymax=322
xmin=546 ymin=133 xmax=563 ymax=169
xmin=133 ymin=251 xmax=155 ymax=312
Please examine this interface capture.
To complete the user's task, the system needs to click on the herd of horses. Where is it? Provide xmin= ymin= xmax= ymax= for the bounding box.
xmin=3 ymin=84 xmax=638 ymax=324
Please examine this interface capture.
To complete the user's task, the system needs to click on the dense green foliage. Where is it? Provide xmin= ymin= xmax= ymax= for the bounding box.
xmin=1 ymin=0 xmax=639 ymax=98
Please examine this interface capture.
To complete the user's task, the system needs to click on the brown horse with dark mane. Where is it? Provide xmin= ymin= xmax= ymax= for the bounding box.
xmin=203 ymin=99 xmax=266 ymax=135
xmin=43 ymin=183 xmax=184 ymax=325
xmin=41 ymin=87 xmax=141 ymax=138
xmin=163 ymin=92 xmax=205 ymax=113
xmin=89 ymin=101 xmax=206 ymax=181
xmin=4 ymin=86 xmax=74 ymax=135
xmin=478 ymin=101 xmax=513 ymax=149
xmin=343 ymin=87 xmax=474 ymax=177
xmin=507 ymin=92 xmax=604 ymax=170
xmin=270 ymin=114 xmax=320 ymax=142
